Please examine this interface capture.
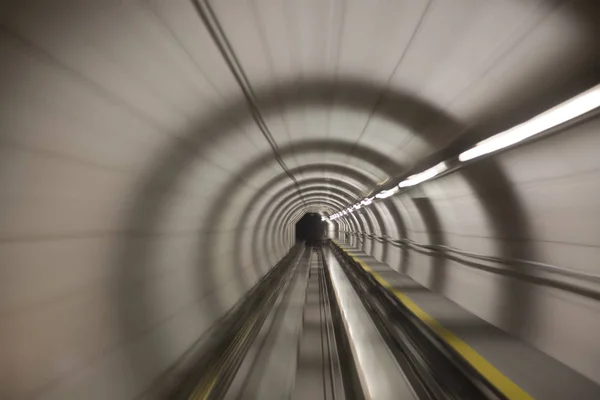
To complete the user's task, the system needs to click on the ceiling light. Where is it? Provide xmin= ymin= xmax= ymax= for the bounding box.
xmin=459 ymin=84 xmax=600 ymax=162
xmin=375 ymin=187 xmax=399 ymax=199
xmin=399 ymin=161 xmax=448 ymax=188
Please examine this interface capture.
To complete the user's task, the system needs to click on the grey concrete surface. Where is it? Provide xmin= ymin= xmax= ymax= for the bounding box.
xmin=325 ymin=249 xmax=417 ymax=399
xmin=0 ymin=0 xmax=599 ymax=398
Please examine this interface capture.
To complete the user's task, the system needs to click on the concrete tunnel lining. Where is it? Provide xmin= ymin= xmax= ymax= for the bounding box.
xmin=2 ymin=0 xmax=600 ymax=398
xmin=196 ymin=159 xmax=382 ymax=297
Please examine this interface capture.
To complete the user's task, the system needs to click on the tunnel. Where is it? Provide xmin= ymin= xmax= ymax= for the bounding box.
xmin=295 ymin=212 xmax=325 ymax=245
xmin=1 ymin=0 xmax=600 ymax=399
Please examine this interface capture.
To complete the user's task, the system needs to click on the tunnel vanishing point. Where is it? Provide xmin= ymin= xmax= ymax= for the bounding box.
xmin=1 ymin=1 xmax=600 ymax=399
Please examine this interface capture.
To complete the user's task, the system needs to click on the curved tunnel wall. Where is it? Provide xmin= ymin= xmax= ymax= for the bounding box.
xmin=335 ymin=114 xmax=600 ymax=385
xmin=1 ymin=1 xmax=599 ymax=399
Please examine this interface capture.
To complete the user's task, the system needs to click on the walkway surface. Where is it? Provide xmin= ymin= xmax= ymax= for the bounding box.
xmin=336 ymin=241 xmax=600 ymax=399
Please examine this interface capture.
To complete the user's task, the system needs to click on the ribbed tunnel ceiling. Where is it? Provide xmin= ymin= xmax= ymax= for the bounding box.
xmin=1 ymin=0 xmax=600 ymax=398
xmin=2 ymin=0 xmax=598 ymax=224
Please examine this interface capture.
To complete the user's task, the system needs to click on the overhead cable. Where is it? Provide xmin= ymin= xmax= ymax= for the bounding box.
xmin=191 ymin=0 xmax=307 ymax=208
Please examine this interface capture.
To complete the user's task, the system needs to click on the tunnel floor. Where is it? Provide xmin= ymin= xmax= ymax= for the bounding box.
xmin=172 ymin=242 xmax=600 ymax=400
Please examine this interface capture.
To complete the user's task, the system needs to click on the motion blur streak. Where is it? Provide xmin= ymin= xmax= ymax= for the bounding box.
xmin=0 ymin=1 xmax=599 ymax=399
xmin=459 ymin=84 xmax=600 ymax=161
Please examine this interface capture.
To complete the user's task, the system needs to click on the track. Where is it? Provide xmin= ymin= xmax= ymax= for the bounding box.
xmin=174 ymin=243 xmax=501 ymax=399
xmin=292 ymin=247 xmax=345 ymax=399
xmin=216 ymin=246 xmax=354 ymax=399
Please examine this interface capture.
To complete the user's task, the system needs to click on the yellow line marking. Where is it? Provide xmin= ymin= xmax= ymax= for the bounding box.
xmin=189 ymin=300 xmax=263 ymax=399
xmin=333 ymin=240 xmax=532 ymax=400
xmin=188 ymin=272 xmax=291 ymax=400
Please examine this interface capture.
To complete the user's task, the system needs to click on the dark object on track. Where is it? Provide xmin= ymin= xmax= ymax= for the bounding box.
xmin=306 ymin=238 xmax=331 ymax=247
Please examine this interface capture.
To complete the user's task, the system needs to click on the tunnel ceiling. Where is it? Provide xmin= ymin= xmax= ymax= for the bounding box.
xmin=1 ymin=0 xmax=598 ymax=233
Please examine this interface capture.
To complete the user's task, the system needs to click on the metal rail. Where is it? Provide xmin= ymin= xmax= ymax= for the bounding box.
xmin=170 ymin=245 xmax=305 ymax=400
xmin=292 ymin=246 xmax=354 ymax=400
xmin=316 ymin=247 xmax=345 ymax=400
xmin=317 ymin=248 xmax=367 ymax=400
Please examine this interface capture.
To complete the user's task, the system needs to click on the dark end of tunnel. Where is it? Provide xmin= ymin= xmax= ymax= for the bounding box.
xmin=295 ymin=213 xmax=326 ymax=245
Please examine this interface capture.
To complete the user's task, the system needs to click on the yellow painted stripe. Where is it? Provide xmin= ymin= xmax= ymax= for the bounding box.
xmin=333 ymin=240 xmax=532 ymax=400
xmin=189 ymin=270 xmax=290 ymax=399
xmin=189 ymin=298 xmax=264 ymax=399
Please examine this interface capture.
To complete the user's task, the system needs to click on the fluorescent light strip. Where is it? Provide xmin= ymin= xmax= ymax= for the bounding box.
xmin=329 ymin=84 xmax=600 ymax=219
xmin=376 ymin=187 xmax=399 ymax=199
xmin=459 ymin=84 xmax=600 ymax=162
xmin=398 ymin=161 xmax=448 ymax=188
